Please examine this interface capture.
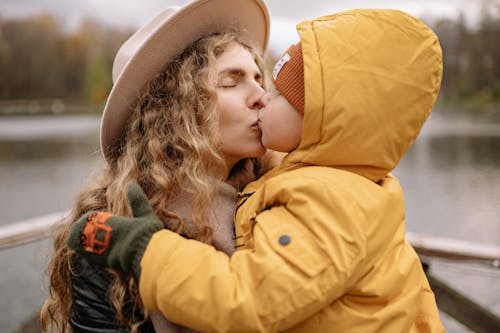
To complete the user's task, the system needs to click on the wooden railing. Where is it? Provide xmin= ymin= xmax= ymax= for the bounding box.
xmin=0 ymin=211 xmax=67 ymax=249
xmin=404 ymin=232 xmax=500 ymax=332
xmin=2 ymin=213 xmax=500 ymax=332
xmin=407 ymin=231 xmax=500 ymax=268
xmin=3 ymin=212 xmax=500 ymax=261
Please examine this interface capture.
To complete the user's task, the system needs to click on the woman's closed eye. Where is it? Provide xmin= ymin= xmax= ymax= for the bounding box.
xmin=217 ymin=78 xmax=238 ymax=88
xmin=217 ymin=68 xmax=263 ymax=89
xmin=217 ymin=70 xmax=242 ymax=88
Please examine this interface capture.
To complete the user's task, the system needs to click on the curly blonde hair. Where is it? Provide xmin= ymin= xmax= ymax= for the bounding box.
xmin=41 ymin=32 xmax=269 ymax=333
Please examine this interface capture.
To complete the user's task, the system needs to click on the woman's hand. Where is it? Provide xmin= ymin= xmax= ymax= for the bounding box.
xmin=67 ymin=183 xmax=163 ymax=278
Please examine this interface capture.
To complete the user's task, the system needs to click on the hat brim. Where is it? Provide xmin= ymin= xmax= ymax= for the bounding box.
xmin=100 ymin=0 xmax=270 ymax=161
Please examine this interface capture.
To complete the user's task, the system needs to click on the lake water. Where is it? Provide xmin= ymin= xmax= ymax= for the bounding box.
xmin=0 ymin=112 xmax=499 ymax=333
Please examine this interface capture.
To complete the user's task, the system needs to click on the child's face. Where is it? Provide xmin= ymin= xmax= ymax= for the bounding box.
xmin=258 ymin=89 xmax=303 ymax=153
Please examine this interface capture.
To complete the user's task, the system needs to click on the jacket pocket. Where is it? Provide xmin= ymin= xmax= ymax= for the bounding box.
xmin=254 ymin=207 xmax=331 ymax=278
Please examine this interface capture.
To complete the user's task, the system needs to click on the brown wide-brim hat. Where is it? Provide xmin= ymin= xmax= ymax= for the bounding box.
xmin=100 ymin=0 xmax=270 ymax=163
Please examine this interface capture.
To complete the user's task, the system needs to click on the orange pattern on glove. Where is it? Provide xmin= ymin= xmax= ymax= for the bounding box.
xmin=80 ymin=212 xmax=113 ymax=254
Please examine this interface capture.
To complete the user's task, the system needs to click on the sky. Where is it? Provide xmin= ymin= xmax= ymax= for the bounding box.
xmin=0 ymin=0 xmax=488 ymax=53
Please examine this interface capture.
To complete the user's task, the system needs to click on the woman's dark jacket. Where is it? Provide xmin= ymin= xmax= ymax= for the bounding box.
xmin=70 ymin=255 xmax=154 ymax=333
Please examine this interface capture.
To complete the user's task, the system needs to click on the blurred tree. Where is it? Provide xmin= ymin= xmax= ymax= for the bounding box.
xmin=478 ymin=2 xmax=500 ymax=99
xmin=62 ymin=33 xmax=88 ymax=98
xmin=433 ymin=16 xmax=462 ymax=100
xmin=77 ymin=17 xmax=132 ymax=104
xmin=0 ymin=3 xmax=499 ymax=115
xmin=0 ymin=14 xmax=131 ymax=107
xmin=431 ymin=0 xmax=500 ymax=112
xmin=1 ymin=14 xmax=64 ymax=99
xmin=0 ymin=16 xmax=9 ymax=99
xmin=77 ymin=17 xmax=133 ymax=82
xmin=84 ymin=54 xmax=111 ymax=105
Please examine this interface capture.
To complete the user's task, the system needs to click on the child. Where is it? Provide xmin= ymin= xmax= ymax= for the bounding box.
xmin=68 ymin=9 xmax=444 ymax=332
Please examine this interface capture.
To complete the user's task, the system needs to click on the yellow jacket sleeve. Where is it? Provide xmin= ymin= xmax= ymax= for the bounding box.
xmin=139 ymin=185 xmax=367 ymax=333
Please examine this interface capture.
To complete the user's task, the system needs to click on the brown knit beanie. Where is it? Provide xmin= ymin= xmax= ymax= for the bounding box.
xmin=272 ymin=42 xmax=304 ymax=114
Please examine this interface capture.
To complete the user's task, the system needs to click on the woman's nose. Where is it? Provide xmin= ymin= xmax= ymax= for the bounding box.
xmin=250 ymin=85 xmax=266 ymax=110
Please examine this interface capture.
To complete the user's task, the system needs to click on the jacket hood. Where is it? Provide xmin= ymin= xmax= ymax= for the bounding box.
xmin=283 ymin=9 xmax=443 ymax=182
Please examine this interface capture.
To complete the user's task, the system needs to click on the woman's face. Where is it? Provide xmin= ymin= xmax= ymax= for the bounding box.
xmin=215 ymin=43 xmax=267 ymax=170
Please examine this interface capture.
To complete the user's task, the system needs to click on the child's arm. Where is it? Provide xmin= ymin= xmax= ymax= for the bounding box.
xmin=140 ymin=176 xmax=370 ymax=332
xmin=68 ymin=182 xmax=367 ymax=333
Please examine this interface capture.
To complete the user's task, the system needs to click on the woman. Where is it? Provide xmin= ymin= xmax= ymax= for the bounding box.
xmin=40 ymin=0 xmax=277 ymax=332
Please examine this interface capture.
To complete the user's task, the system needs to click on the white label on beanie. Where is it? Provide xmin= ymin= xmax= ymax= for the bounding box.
xmin=272 ymin=53 xmax=291 ymax=80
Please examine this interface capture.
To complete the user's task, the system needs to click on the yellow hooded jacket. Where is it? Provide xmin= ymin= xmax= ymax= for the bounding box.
xmin=139 ymin=9 xmax=444 ymax=332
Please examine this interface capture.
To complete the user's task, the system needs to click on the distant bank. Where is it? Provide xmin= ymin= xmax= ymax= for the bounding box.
xmin=0 ymin=99 xmax=102 ymax=116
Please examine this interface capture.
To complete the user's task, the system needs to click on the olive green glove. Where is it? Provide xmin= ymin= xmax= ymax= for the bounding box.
xmin=67 ymin=183 xmax=163 ymax=278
